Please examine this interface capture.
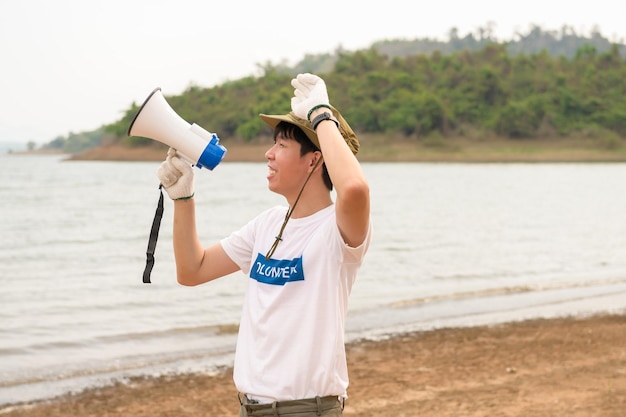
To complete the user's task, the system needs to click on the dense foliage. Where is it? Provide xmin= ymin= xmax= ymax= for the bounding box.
xmin=45 ymin=27 xmax=626 ymax=152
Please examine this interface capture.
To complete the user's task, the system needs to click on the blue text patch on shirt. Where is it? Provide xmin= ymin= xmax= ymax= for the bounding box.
xmin=250 ymin=253 xmax=304 ymax=285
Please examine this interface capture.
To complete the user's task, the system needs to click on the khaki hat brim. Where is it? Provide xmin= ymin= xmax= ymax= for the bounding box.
xmin=259 ymin=106 xmax=359 ymax=155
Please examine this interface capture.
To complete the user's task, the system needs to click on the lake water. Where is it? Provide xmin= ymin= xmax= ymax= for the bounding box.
xmin=1 ymin=154 xmax=626 ymax=406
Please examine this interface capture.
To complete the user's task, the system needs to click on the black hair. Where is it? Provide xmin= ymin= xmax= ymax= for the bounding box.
xmin=274 ymin=121 xmax=333 ymax=191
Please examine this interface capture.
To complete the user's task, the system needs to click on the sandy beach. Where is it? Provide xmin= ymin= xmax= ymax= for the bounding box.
xmin=2 ymin=312 xmax=625 ymax=417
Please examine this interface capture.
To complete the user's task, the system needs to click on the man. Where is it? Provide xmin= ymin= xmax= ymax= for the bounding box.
xmin=157 ymin=73 xmax=372 ymax=416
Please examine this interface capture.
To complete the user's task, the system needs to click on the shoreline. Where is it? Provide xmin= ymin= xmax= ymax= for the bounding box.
xmin=18 ymin=134 xmax=626 ymax=163
xmin=2 ymin=312 xmax=625 ymax=417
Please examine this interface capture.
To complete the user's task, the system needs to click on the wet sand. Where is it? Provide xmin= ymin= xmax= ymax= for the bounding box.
xmin=2 ymin=312 xmax=625 ymax=417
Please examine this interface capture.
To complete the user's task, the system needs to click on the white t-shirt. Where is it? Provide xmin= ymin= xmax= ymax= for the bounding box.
xmin=220 ymin=204 xmax=372 ymax=402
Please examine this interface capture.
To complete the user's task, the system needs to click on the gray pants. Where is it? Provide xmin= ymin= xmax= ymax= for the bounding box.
xmin=238 ymin=394 xmax=343 ymax=417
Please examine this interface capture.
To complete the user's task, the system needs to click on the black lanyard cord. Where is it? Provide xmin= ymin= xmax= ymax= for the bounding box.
xmin=143 ymin=184 xmax=165 ymax=284
xmin=265 ymin=158 xmax=322 ymax=260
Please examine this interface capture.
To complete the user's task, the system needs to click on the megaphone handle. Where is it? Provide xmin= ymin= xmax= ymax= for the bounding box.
xmin=143 ymin=184 xmax=165 ymax=284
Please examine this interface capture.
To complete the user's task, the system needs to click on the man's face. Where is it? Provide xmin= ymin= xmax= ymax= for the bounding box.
xmin=265 ymin=132 xmax=312 ymax=198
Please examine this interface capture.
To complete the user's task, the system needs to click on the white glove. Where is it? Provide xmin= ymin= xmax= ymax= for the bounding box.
xmin=290 ymin=73 xmax=331 ymax=121
xmin=156 ymin=148 xmax=195 ymax=200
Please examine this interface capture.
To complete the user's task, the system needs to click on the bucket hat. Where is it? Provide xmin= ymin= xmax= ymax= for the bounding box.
xmin=259 ymin=106 xmax=359 ymax=155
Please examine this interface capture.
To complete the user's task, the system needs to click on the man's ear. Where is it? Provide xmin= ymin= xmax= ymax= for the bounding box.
xmin=309 ymin=151 xmax=323 ymax=170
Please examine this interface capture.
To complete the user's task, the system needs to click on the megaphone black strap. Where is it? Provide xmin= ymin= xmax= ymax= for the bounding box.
xmin=143 ymin=184 xmax=165 ymax=284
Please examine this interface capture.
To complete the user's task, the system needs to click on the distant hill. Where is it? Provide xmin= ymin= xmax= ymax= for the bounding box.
xmin=287 ymin=24 xmax=626 ymax=75
xmin=373 ymin=24 xmax=626 ymax=59
xmin=41 ymin=24 xmax=626 ymax=154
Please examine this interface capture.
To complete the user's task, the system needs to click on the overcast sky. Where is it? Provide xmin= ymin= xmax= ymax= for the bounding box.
xmin=1 ymin=0 xmax=625 ymax=144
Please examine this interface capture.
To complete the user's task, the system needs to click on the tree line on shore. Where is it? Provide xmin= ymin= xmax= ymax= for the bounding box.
xmin=43 ymin=26 xmax=626 ymax=153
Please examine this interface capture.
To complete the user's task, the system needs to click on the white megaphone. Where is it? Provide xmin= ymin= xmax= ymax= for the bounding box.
xmin=128 ymin=87 xmax=226 ymax=170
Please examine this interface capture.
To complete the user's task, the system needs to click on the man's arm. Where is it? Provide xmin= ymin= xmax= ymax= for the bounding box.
xmin=157 ymin=149 xmax=239 ymax=286
xmin=291 ymin=73 xmax=370 ymax=247
xmin=171 ymin=199 xmax=239 ymax=286
xmin=310 ymin=108 xmax=370 ymax=247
